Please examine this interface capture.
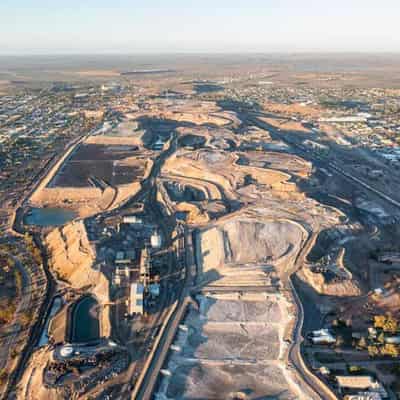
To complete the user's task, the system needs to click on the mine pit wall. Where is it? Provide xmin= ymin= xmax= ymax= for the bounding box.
xmin=161 ymin=174 xmax=221 ymax=201
xmin=158 ymin=180 xmax=212 ymax=224
xmin=269 ymin=219 xmax=309 ymax=272
xmin=195 ymin=218 xmax=309 ymax=280
xmin=163 ymin=150 xmax=302 ymax=206
xmin=163 ymin=155 xmax=235 ymax=200
xmin=232 ymin=151 xmax=299 ymax=190
xmin=45 ymin=221 xmax=111 ymax=339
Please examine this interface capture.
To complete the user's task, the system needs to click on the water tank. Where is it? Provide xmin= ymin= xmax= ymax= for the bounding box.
xmin=60 ymin=345 xmax=74 ymax=358
xmin=161 ymin=369 xmax=172 ymax=377
xmin=151 ymin=231 xmax=162 ymax=248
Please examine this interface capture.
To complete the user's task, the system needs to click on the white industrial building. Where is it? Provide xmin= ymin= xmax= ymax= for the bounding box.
xmin=151 ymin=231 xmax=162 ymax=248
xmin=123 ymin=215 xmax=143 ymax=225
xmin=130 ymin=283 xmax=144 ymax=315
xmin=309 ymin=328 xmax=336 ymax=345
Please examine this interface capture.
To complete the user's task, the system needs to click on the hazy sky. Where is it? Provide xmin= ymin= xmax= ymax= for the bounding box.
xmin=1 ymin=0 xmax=399 ymax=54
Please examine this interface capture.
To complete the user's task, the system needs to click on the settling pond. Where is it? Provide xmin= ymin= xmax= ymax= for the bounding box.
xmin=24 ymin=207 xmax=76 ymax=227
xmin=69 ymin=296 xmax=100 ymax=343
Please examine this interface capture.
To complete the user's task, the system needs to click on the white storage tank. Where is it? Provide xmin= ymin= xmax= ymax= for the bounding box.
xmin=151 ymin=231 xmax=162 ymax=249
xmin=123 ymin=215 xmax=143 ymax=225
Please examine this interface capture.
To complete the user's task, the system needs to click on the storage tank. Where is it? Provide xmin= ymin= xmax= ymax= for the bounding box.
xmin=151 ymin=231 xmax=162 ymax=249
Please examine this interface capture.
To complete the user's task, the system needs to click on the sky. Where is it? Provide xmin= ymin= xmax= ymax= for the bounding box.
xmin=1 ymin=0 xmax=399 ymax=54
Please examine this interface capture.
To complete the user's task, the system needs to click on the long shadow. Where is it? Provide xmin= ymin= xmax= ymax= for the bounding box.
xmin=136 ymin=116 xmax=216 ymax=151
xmin=217 ymin=98 xmax=262 ymax=135
xmin=193 ymin=83 xmax=225 ymax=94
xmin=291 ymin=274 xmax=326 ymax=336
xmin=153 ymin=293 xmax=215 ymax=399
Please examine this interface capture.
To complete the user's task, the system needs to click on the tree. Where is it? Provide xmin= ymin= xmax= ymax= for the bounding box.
xmin=349 ymin=365 xmax=363 ymax=374
xmin=383 ymin=315 xmax=398 ymax=334
xmin=368 ymin=345 xmax=380 ymax=357
xmin=374 ymin=315 xmax=386 ymax=329
xmin=373 ymin=314 xmax=399 ymax=334
xmin=0 ymin=370 xmax=8 ymax=385
xmin=358 ymin=337 xmax=367 ymax=349
xmin=20 ymin=311 xmax=32 ymax=327
xmin=0 ymin=303 xmax=16 ymax=325
xmin=381 ymin=344 xmax=400 ymax=358
xmin=14 ymin=269 xmax=22 ymax=296
xmin=10 ymin=349 xmax=18 ymax=358
xmin=377 ymin=332 xmax=385 ymax=344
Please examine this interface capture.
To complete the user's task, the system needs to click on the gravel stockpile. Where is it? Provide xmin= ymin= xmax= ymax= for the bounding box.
xmin=200 ymin=297 xmax=282 ymax=323
xmin=156 ymin=294 xmax=300 ymax=400
xmin=166 ymin=362 xmax=298 ymax=400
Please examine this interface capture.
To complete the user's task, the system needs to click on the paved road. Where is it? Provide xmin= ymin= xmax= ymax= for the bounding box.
xmin=0 ymin=259 xmax=31 ymax=370
xmin=285 ymin=230 xmax=338 ymax=400
xmin=0 ymin=258 xmax=35 ymax=400
xmin=2 ymin=234 xmax=55 ymax=400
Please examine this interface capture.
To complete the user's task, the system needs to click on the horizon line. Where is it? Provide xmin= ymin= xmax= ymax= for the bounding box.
xmin=1 ymin=50 xmax=400 ymax=57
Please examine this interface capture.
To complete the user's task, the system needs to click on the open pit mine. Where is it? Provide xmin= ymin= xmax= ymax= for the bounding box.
xmin=12 ymin=88 xmax=384 ymax=400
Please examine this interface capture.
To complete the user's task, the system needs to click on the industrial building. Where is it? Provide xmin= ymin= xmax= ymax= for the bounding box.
xmin=150 ymin=230 xmax=162 ymax=249
xmin=129 ymin=283 xmax=144 ymax=315
xmin=344 ymin=393 xmax=383 ymax=400
xmin=123 ymin=215 xmax=143 ymax=225
xmin=309 ymin=328 xmax=336 ymax=345
xmin=336 ymin=376 xmax=388 ymax=399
